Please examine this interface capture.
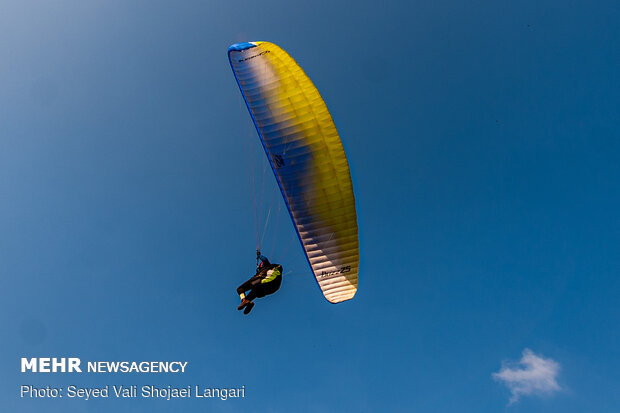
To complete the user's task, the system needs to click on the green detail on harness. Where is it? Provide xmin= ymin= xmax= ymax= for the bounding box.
xmin=261 ymin=265 xmax=282 ymax=283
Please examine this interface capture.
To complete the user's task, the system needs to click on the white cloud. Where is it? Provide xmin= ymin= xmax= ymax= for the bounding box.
xmin=493 ymin=348 xmax=562 ymax=404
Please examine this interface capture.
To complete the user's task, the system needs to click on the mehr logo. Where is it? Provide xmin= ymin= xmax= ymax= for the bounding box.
xmin=22 ymin=358 xmax=82 ymax=373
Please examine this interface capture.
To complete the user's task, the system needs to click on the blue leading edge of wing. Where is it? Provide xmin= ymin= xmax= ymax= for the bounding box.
xmin=227 ymin=42 xmax=256 ymax=52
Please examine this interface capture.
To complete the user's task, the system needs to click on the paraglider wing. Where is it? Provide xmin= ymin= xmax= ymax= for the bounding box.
xmin=228 ymin=41 xmax=359 ymax=303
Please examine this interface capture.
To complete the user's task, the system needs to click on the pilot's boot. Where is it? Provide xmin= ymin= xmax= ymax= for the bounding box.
xmin=237 ymin=298 xmax=252 ymax=311
xmin=243 ymin=301 xmax=255 ymax=315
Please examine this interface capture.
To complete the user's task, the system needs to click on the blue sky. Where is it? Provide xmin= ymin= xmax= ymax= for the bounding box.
xmin=1 ymin=0 xmax=618 ymax=412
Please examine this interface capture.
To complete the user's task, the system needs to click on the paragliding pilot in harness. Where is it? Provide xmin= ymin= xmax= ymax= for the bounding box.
xmin=236 ymin=250 xmax=283 ymax=315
